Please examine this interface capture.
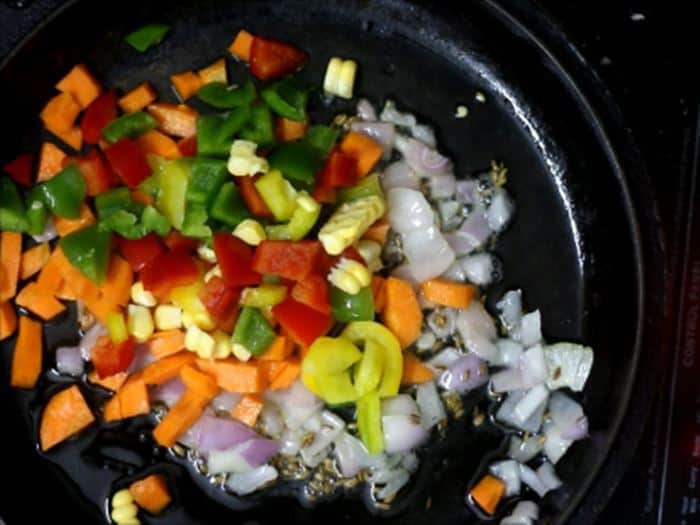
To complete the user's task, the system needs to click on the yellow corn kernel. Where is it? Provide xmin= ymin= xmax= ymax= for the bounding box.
xmin=130 ymin=281 xmax=156 ymax=307
xmin=185 ymin=325 xmax=215 ymax=358
xmin=323 ymin=57 xmax=343 ymax=94
xmin=111 ymin=489 xmax=133 ymax=508
xmin=154 ymin=304 xmax=183 ymax=330
xmin=318 ymin=195 xmax=385 ymax=255
xmin=357 ymin=239 xmax=383 ymax=273
xmin=111 ymin=503 xmax=139 ymax=523
xmin=240 ymin=284 xmax=288 ymax=308
xmin=204 ymin=264 xmax=223 ymax=283
xmin=233 ymin=219 xmax=267 ymax=246
xmin=126 ymin=304 xmax=154 ymax=343
xmin=212 ymin=330 xmax=233 ymax=359
xmin=227 ymin=140 xmax=269 ymax=177
xmin=232 ymin=342 xmax=252 ymax=362
xmin=337 ymin=59 xmax=358 ymax=99
xmin=197 ymin=243 xmax=217 ymax=263
xmin=170 ymin=283 xmax=216 ymax=330
xmin=328 ymin=258 xmax=371 ymax=294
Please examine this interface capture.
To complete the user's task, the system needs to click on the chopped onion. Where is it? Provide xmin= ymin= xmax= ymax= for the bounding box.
xmin=382 ymin=395 xmax=420 ymax=417
xmin=380 ymin=99 xmax=417 ymax=128
xmin=519 ymin=344 xmax=548 ymax=388
xmin=427 ymin=307 xmax=456 ymax=339
xmin=416 ymin=381 xmax=446 ymax=429
xmin=428 ymin=173 xmax=457 ymax=199
xmin=495 ymin=339 xmax=524 ymax=367
xmin=279 ymin=427 xmax=303 ymax=456
xmin=542 ymin=421 xmax=572 ymax=464
xmin=265 ymin=380 xmax=323 ymax=429
xmin=437 ymin=200 xmax=463 ymax=230
xmin=439 ymin=353 xmax=489 ymax=393
xmin=375 ymin=468 xmax=410 ymax=501
xmin=520 ymin=311 xmax=542 ymax=347
xmin=508 ymin=434 xmax=544 ymax=463
xmin=537 ymin=462 xmax=562 ymax=492
xmin=391 ymin=264 xmax=421 ymax=287
xmin=518 ymin=463 xmax=549 ymax=497
xmin=302 ymin=410 xmax=345 ymax=457
xmin=257 ymin=403 xmax=284 ymax=439
xmin=357 ymin=98 xmax=378 ymax=121
xmin=226 ymin=465 xmax=278 ymax=495
xmin=513 ymin=385 xmax=549 ymax=425
xmin=496 ymin=290 xmax=522 ymax=336
xmin=560 ymin=415 xmax=589 ymax=441
xmin=382 ymin=161 xmax=420 ymax=191
xmin=192 ymin=415 xmax=258 ymax=454
xmin=456 ymin=302 xmax=499 ymax=362
xmin=401 ymin=227 xmax=455 ymax=282
xmin=415 ymin=331 xmax=437 ymax=351
xmin=80 ymin=323 xmax=107 ymax=360
xmin=497 ymin=389 xmax=547 ymax=433
xmin=489 ymin=460 xmax=522 ymax=496
xmin=457 ymin=208 xmax=492 ymax=249
xmin=441 ymin=260 xmax=467 ymax=282
xmin=56 ymin=346 xmax=85 ymax=376
xmin=549 ymin=391 xmax=584 ymax=425
xmin=31 ymin=217 xmax=57 ymax=243
xmin=350 ymin=121 xmax=396 ymax=152
xmin=501 ymin=500 xmax=539 ymax=525
xmin=544 ymin=342 xmax=594 ymax=392
xmin=395 ymin=135 xmax=452 ymax=176
xmin=127 ymin=343 xmax=154 ymax=373
xmin=211 ymin=391 xmax=241 ymax=413
xmin=238 ymin=437 xmax=279 ymax=467
xmin=427 ymin=347 xmax=463 ymax=374
xmin=491 ymin=367 xmax=525 ymax=393
xmin=151 ymin=378 xmax=186 ymax=407
xmin=334 ymin=432 xmax=370 ymax=477
xmin=387 ymin=188 xmax=436 ymax=234
xmin=382 ymin=414 xmax=429 ymax=453
xmin=486 ymin=190 xmax=514 ymax=232
xmin=411 ymin=124 xmax=437 ymax=147
xmin=460 ymin=253 xmax=495 ymax=286
xmin=455 ymin=179 xmax=478 ymax=204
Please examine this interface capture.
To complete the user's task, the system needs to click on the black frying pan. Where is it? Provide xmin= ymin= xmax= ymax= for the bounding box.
xmin=0 ymin=1 xmax=666 ymax=524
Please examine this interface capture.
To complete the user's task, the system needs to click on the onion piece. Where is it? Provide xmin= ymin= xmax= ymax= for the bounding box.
xmin=264 ymin=380 xmax=323 ymax=429
xmin=519 ymin=344 xmax=548 ymax=388
xmin=279 ymin=427 xmax=304 ymax=456
xmin=31 ymin=217 xmax=57 ymax=243
xmin=226 ymin=465 xmax=278 ymax=495
xmin=382 ymin=161 xmax=420 ymax=191
xmin=455 ymin=179 xmax=478 ymax=204
xmin=496 ymin=290 xmax=522 ymax=336
xmin=460 ymin=253 xmax=495 ymax=286
xmin=211 ymin=391 xmax=241 ymax=413
xmin=501 ymin=500 xmax=539 ymax=525
xmin=375 ymin=468 xmax=411 ymax=501
xmin=191 ymin=415 xmax=258 ymax=454
xmin=427 ymin=307 xmax=456 ymax=339
xmin=537 ymin=462 xmax=562 ymax=492
xmin=560 ymin=415 xmax=589 ymax=441
xmin=426 ymin=347 xmax=463 ymax=375
xmin=380 ymin=99 xmax=417 ymax=127
xmin=495 ymin=339 xmax=524 ymax=368
xmin=302 ymin=410 xmax=345 ymax=457
xmin=416 ymin=381 xmax=446 ymax=430
xmin=334 ymin=432 xmax=370 ymax=477
xmin=543 ymin=342 xmax=594 ymax=392
xmin=350 ymin=121 xmax=396 ymax=152
xmin=514 ymin=384 xmax=549 ymax=425
xmin=151 ymin=378 xmax=186 ymax=407
xmin=486 ymin=190 xmax=514 ymax=232
xmin=428 ymin=173 xmax=457 ymax=199
xmin=401 ymin=227 xmax=455 ymax=282
xmin=357 ymin=98 xmax=378 ymax=121
xmin=497 ymin=389 xmax=547 ymax=433
xmin=387 ymin=188 xmax=436 ymax=234
xmin=508 ymin=434 xmax=544 ymax=463
xmin=437 ymin=200 xmax=463 ymax=230
xmin=411 ymin=124 xmax=436 ymax=147
xmin=491 ymin=367 xmax=525 ymax=393
xmin=518 ymin=463 xmax=549 ymax=497
xmin=55 ymin=346 xmax=85 ymax=376
xmin=457 ymin=208 xmax=492 ymax=248
xmin=382 ymin=414 xmax=429 ymax=453
xmin=382 ymin=395 xmax=420 ymax=417
xmin=395 ymin=135 xmax=452 ymax=176
xmin=208 ymin=438 xmax=278 ymax=474
xmin=520 ymin=311 xmax=542 ymax=347
xmin=439 ymin=354 xmax=489 ymax=393
xmin=456 ymin=302 xmax=499 ymax=362
xmin=80 ymin=323 xmax=107 ymax=360
xmin=489 ymin=460 xmax=522 ymax=496
xmin=257 ymin=403 xmax=284 ymax=439
xmin=441 ymin=260 xmax=467 ymax=282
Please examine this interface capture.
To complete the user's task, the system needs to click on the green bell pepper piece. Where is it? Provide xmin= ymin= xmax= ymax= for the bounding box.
xmin=232 ymin=306 xmax=277 ymax=357
xmin=95 ymin=187 xmax=141 ymax=219
xmin=99 ymin=210 xmax=147 ymax=239
xmin=137 ymin=173 xmax=162 ymax=200
xmin=186 ymin=157 xmax=228 ymax=206
xmin=239 ymin=104 xmax=276 ymax=148
xmin=196 ymin=105 xmax=251 ymax=158
xmin=209 ymin=182 xmax=251 ymax=227
xmin=181 ymin=202 xmax=212 ymax=239
xmin=254 ymin=169 xmax=297 ymax=221
xmin=353 ymin=339 xmax=384 ymax=397
xmin=197 ymin=80 xmax=257 ymax=109
xmin=337 ymin=173 xmax=384 ymax=203
xmin=240 ymin=284 xmax=287 ymax=308
xmin=140 ymin=205 xmax=171 ymax=236
xmin=25 ymin=188 xmax=48 ymax=235
xmin=303 ymin=125 xmax=340 ymax=158
xmin=357 ymin=390 xmax=384 ymax=454
xmin=286 ymin=192 xmax=321 ymax=240
xmin=102 ymin=111 xmax=157 ymax=143
xmin=38 ymin=163 xmax=86 ymax=219
xmin=59 ymin=224 xmax=112 ymax=283
xmin=156 ymin=158 xmax=192 ymax=230
xmin=260 ymin=79 xmax=308 ymax=122
xmin=330 ymin=286 xmax=375 ymax=323
xmin=0 ymin=177 xmax=29 ymax=232
xmin=268 ymin=141 xmax=324 ymax=190
xmin=125 ymin=23 xmax=170 ymax=52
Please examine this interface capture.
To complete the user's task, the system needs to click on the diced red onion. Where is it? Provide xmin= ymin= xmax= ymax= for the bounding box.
xmin=496 ymin=290 xmax=523 ymax=335
xmin=350 ymin=121 xmax=396 ymax=152
xmin=375 ymin=468 xmax=411 ymax=500
xmin=226 ymin=465 xmax=278 ymax=495
xmin=439 ymin=353 xmax=489 ymax=393
xmin=456 ymin=208 xmax=492 ymax=250
xmin=456 ymin=303 xmax=499 ymax=362
xmin=150 ymin=378 xmax=186 ymax=407
xmin=334 ymin=432 xmax=370 ymax=477
xmin=427 ymin=173 xmax=457 ymax=199
xmin=544 ymin=343 xmax=594 ymax=392
xmin=542 ymin=421 xmax=571 ymax=464
xmin=437 ymin=200 xmax=463 ymax=230
xmin=238 ymin=437 xmax=279 ymax=467
xmin=208 ymin=438 xmax=278 ymax=474
xmin=80 ymin=323 xmax=107 ymax=360
xmin=257 ymin=403 xmax=284 ymax=438
xmin=56 ymin=346 xmax=85 ymax=376
xmin=415 ymin=381 xmax=446 ymax=430
xmin=537 ymin=462 xmax=562 ymax=492
xmin=549 ymin=391 xmax=584 ymax=425
xmin=497 ymin=390 xmax=547 ymax=433
xmin=302 ymin=410 xmax=345 ymax=457
xmin=518 ymin=463 xmax=549 ymax=497
xmin=411 ymin=124 xmax=436 ymax=147
xmin=520 ymin=311 xmax=542 ymax=347
xmin=212 ymin=391 xmax=241 ymax=413
xmin=514 ymin=385 xmax=549 ymax=424
xmin=357 ymin=98 xmax=378 ymax=121
xmin=427 ymin=307 xmax=456 ymax=339
xmin=489 ymin=460 xmax=522 ymax=496
xmin=380 ymin=99 xmax=417 ymax=127
xmin=382 ymin=414 xmax=429 ymax=454
xmin=382 ymin=395 xmax=420 ymax=417
xmin=391 ymin=264 xmax=421 ymax=287
xmin=491 ymin=368 xmax=525 ymax=393
xmin=127 ymin=343 xmax=153 ymax=373
xmin=460 ymin=253 xmax=495 ymax=286
xmin=486 ymin=190 xmax=514 ymax=232
xmin=264 ymin=380 xmax=323 ymax=429
xmin=508 ymin=434 xmax=544 ymax=463
xmin=501 ymin=500 xmax=539 ymax=525
xmin=395 ymin=135 xmax=452 ymax=176
xmin=279 ymin=427 xmax=303 ymax=456
xmin=560 ymin=415 xmax=589 ymax=441
xmin=192 ymin=414 xmax=258 ymax=453
xmin=382 ymin=161 xmax=420 ymax=191
xmin=387 ymin=188 xmax=436 ymax=234
xmin=426 ymin=347 xmax=463 ymax=374
xmin=441 ymin=260 xmax=467 ymax=282
xmin=401 ymin=227 xmax=455 ymax=282
xmin=495 ymin=339 xmax=524 ymax=367
xmin=519 ymin=344 xmax=548 ymax=388
xmin=31 ymin=217 xmax=57 ymax=243
xmin=455 ymin=179 xmax=478 ymax=204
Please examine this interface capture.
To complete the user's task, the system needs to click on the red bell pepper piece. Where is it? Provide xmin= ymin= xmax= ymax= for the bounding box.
xmin=103 ymin=137 xmax=152 ymax=188
xmin=164 ymin=230 xmax=198 ymax=253
xmin=252 ymin=240 xmax=323 ymax=281
xmin=237 ymin=175 xmax=272 ymax=217
xmin=177 ymin=135 xmax=197 ymax=157
xmin=141 ymin=250 xmax=200 ymax=299
xmin=91 ymin=335 xmax=136 ymax=378
xmin=74 ymin=148 xmax=113 ymax=196
xmin=216 ymin=303 xmax=240 ymax=333
xmin=311 ymin=182 xmax=336 ymax=204
xmin=272 ymin=298 xmax=331 ymax=348
xmin=117 ymin=233 xmax=165 ymax=272
xmin=291 ymin=273 xmax=331 ymax=315
xmin=249 ymin=36 xmax=309 ymax=80
xmin=197 ymin=276 xmax=241 ymax=318
xmin=213 ymin=233 xmax=262 ymax=287
xmin=3 ymin=153 xmax=33 ymax=186
xmin=318 ymin=150 xmax=358 ymax=188
xmin=81 ymin=90 xmax=117 ymax=144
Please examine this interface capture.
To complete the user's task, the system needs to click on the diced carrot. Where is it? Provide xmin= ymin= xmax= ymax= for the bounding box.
xmin=39 ymin=385 xmax=95 ymax=451
xmin=83 ymin=297 xmax=120 ymax=325
xmin=135 ymin=129 xmax=182 ymax=159
xmin=141 ymin=352 xmax=196 ymax=385
xmin=48 ymin=125 xmax=83 ymax=151
xmin=103 ymin=395 xmax=121 ymax=422
xmin=56 ymin=63 xmax=102 ymax=108
xmin=117 ymin=377 xmax=151 ymax=419
xmin=10 ymin=316 xmax=43 ymax=388
xmin=87 ymin=370 xmax=128 ymax=391
xmin=37 ymin=142 xmax=67 ymax=182
xmin=54 ymin=203 xmax=95 ymax=236
xmin=361 ymin=218 xmax=390 ymax=245
xmin=0 ymin=302 xmax=17 ymax=341
xmin=0 ymin=232 xmax=22 ymax=301
xmin=40 ymin=92 xmax=81 ymax=133
xmin=129 ymin=474 xmax=172 ymax=514
xmin=382 ymin=277 xmax=423 ymax=348
xmin=258 ymin=335 xmax=294 ymax=361
xmin=195 ymin=358 xmax=267 ymax=393
xmin=37 ymin=247 xmax=67 ymax=295
xmin=401 ymin=353 xmax=434 ymax=385
xmin=180 ymin=365 xmax=219 ymax=399
xmin=260 ymin=360 xmax=287 ymax=383
xmin=147 ymin=103 xmax=198 ymax=138
xmin=371 ymin=275 xmax=386 ymax=313
xmin=152 ymin=388 xmax=211 ymax=447
xmin=421 ymin=279 xmax=476 ymax=309
xmin=98 ymin=255 xmax=133 ymax=307
xmin=15 ymin=282 xmax=66 ymax=320
xmin=197 ymin=58 xmax=227 ymax=84
xmin=339 ymin=131 xmax=383 ymax=177
xmin=118 ymin=82 xmax=157 ymax=113
xmin=231 ymin=393 xmax=263 ymax=427
xmin=148 ymin=330 xmax=186 ymax=359
xmin=275 ymin=117 xmax=308 ymax=142
xmin=469 ymin=474 xmax=506 ymax=515
xmin=229 ymin=30 xmax=254 ymax=62
xmin=19 ymin=242 xmax=51 ymax=280
xmin=130 ymin=189 xmax=155 ymax=206
xmin=55 ymin=280 xmax=78 ymax=301
xmin=170 ymin=71 xmax=202 ymax=102
xmin=269 ymin=358 xmax=301 ymax=390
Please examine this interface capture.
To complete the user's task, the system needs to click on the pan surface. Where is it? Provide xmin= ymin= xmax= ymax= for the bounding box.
xmin=0 ymin=1 xmax=662 ymax=523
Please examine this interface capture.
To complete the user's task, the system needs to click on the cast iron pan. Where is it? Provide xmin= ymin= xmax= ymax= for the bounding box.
xmin=0 ymin=0 xmax=666 ymax=523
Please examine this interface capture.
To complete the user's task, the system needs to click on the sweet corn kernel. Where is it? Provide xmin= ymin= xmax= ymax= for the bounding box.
xmin=324 ymin=57 xmax=357 ymax=99
xmin=130 ymin=281 xmax=156 ymax=307
xmin=323 ymin=57 xmax=343 ymax=94
xmin=232 ymin=342 xmax=252 ymax=362
xmin=185 ymin=325 xmax=215 ymax=358
xmin=318 ymin=195 xmax=385 ymax=255
xmin=197 ymin=244 xmax=217 ymax=263
xmin=111 ymin=489 xmax=133 ymax=508
xmin=227 ymin=140 xmax=269 ymax=177
xmin=127 ymin=304 xmax=154 ymax=343
xmin=204 ymin=264 xmax=222 ymax=283
xmin=212 ymin=330 xmax=233 ymax=359
xmin=170 ymin=283 xmax=216 ymax=330
xmin=328 ymin=257 xmax=372 ymax=295
xmin=357 ymin=239 xmax=383 ymax=273
xmin=111 ymin=504 xmax=139 ymax=523
xmin=233 ymin=219 xmax=267 ymax=246
xmin=154 ymin=304 xmax=183 ymax=330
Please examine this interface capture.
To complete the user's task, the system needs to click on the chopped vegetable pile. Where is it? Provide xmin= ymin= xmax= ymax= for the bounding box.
xmin=0 ymin=24 xmax=594 ymax=524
